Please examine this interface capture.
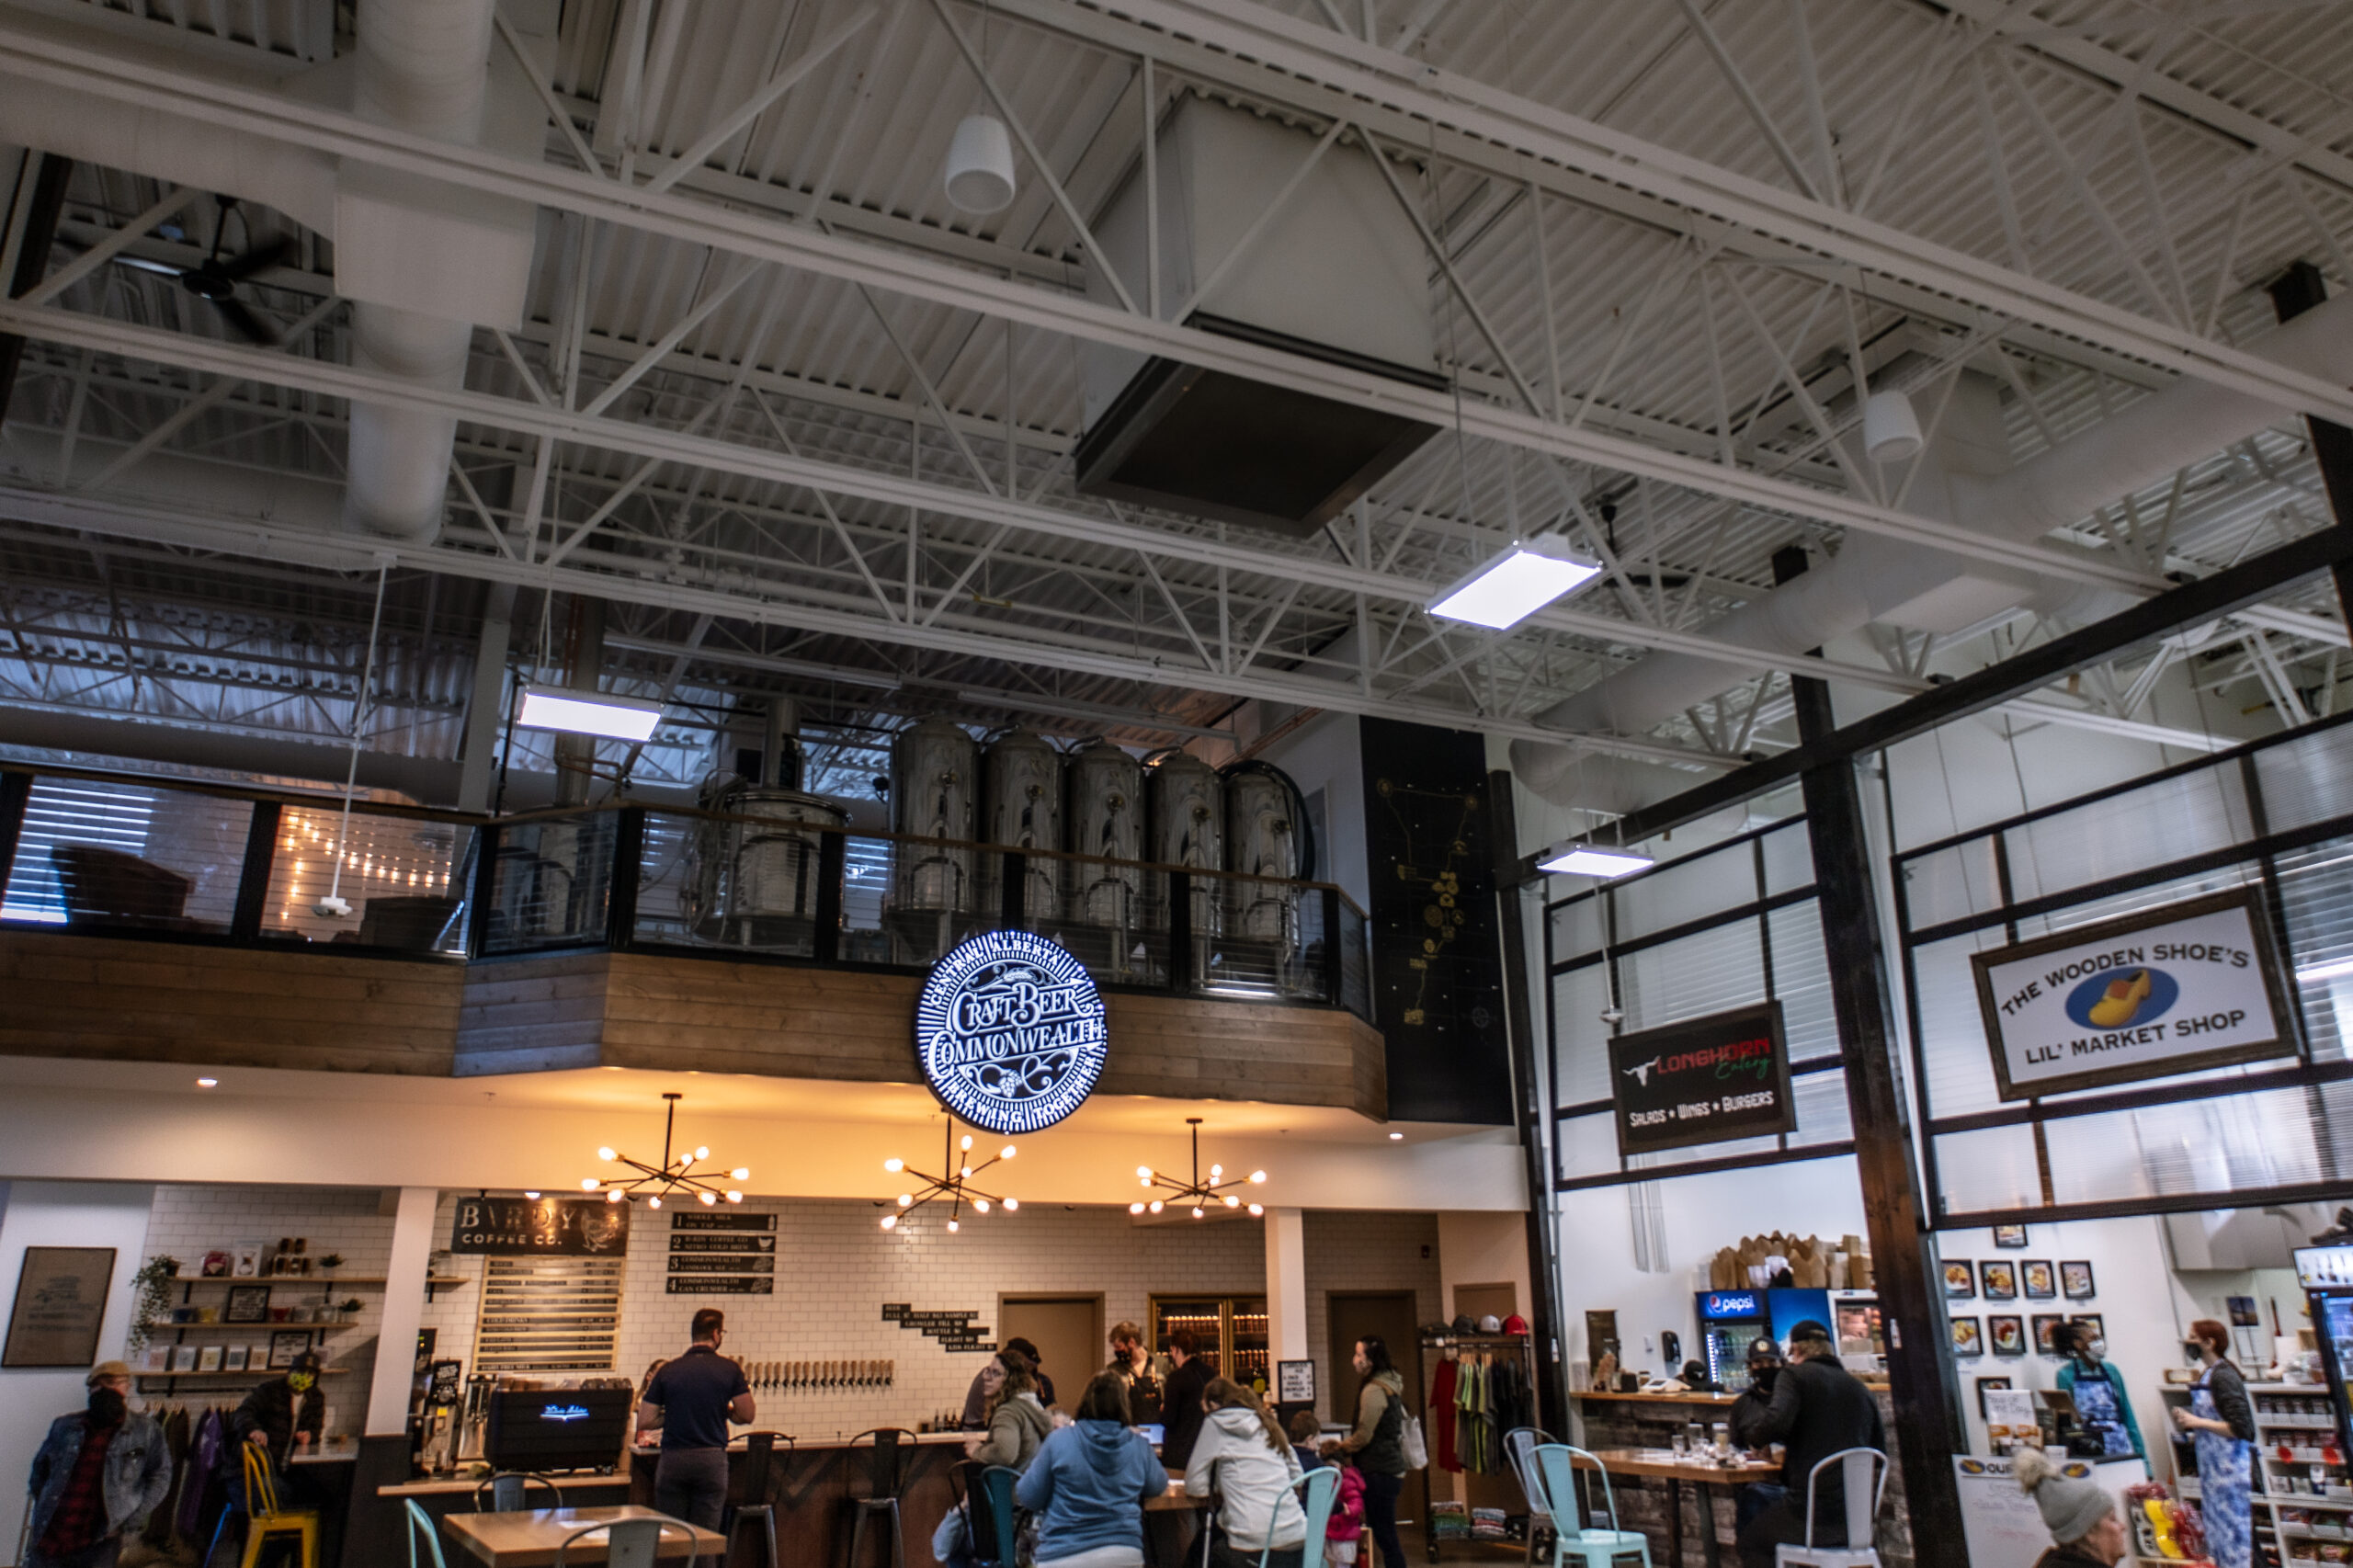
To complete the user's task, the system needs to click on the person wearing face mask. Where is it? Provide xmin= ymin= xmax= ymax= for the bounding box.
xmin=2055 ymin=1322 xmax=2143 ymax=1459
xmin=2014 ymin=1447 xmax=2131 ymax=1568
xmin=2170 ymin=1319 xmax=2256 ymax=1568
xmin=25 ymin=1361 xmax=170 ymax=1568
xmin=231 ymin=1349 xmax=325 ymax=1472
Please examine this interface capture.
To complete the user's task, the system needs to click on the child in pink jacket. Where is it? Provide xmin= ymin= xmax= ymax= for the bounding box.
xmin=1320 ymin=1440 xmax=1367 ymax=1568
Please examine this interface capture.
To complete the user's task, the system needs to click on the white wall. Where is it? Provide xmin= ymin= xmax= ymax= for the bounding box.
xmin=1937 ymin=1216 xmax=2194 ymax=1472
xmin=0 ymin=1182 xmax=155 ymax=1551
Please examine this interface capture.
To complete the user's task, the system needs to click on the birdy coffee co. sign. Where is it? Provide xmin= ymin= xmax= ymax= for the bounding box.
xmin=1971 ymin=889 xmax=2297 ymax=1102
xmin=916 ymin=930 xmax=1108 ymax=1135
xmin=1608 ymin=1001 xmax=1796 ymax=1156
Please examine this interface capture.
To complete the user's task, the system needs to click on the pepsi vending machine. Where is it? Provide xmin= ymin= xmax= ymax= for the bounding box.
xmin=1697 ymin=1288 xmax=1839 ymax=1392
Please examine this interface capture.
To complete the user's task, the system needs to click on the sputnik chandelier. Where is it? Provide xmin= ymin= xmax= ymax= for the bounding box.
xmin=881 ymin=1118 xmax=1018 ymax=1233
xmin=1133 ymin=1118 xmax=1267 ymax=1219
xmin=581 ymin=1093 xmax=748 ymax=1209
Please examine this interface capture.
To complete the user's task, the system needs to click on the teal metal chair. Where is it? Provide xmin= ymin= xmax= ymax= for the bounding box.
xmin=1532 ymin=1444 xmax=1652 ymax=1568
xmin=404 ymin=1498 xmax=449 ymax=1568
xmin=553 ymin=1517 xmax=697 ymax=1568
xmin=1279 ymin=1465 xmax=1344 ymax=1568
xmin=966 ymin=1463 xmax=1022 ymax=1568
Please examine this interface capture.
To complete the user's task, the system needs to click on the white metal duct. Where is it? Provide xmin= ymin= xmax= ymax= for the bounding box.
xmin=0 ymin=0 xmax=544 ymax=542
xmin=1520 ymin=292 xmax=2353 ymax=778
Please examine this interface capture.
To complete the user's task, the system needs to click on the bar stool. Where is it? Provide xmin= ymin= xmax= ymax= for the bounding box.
xmin=842 ymin=1427 xmax=918 ymax=1568
xmin=235 ymin=1445 xmax=319 ymax=1568
xmin=728 ymin=1431 xmax=793 ymax=1568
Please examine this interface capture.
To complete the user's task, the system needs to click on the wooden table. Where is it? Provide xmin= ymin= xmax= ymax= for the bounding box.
xmin=1574 ymin=1449 xmax=1780 ymax=1568
xmin=442 ymin=1506 xmax=726 ymax=1567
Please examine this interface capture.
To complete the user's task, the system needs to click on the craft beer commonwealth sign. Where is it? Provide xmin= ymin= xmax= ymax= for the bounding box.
xmin=916 ymin=930 xmax=1108 ymax=1135
xmin=1970 ymin=889 xmax=2297 ymax=1102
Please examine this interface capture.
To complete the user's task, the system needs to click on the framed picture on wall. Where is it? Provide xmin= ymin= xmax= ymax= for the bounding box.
xmin=267 ymin=1330 xmax=310 ymax=1369
xmin=2022 ymin=1261 xmax=2057 ymax=1300
xmin=2 ymin=1246 xmax=116 ymax=1369
xmin=170 ymin=1345 xmax=199 ymax=1373
xmin=224 ymin=1285 xmax=271 ymax=1324
xmin=2032 ymin=1313 xmax=2067 ymax=1354
xmin=197 ymin=1346 xmax=223 ymax=1373
xmin=2061 ymin=1261 xmax=2096 ymax=1300
xmin=1982 ymin=1261 xmax=2018 ymax=1301
xmin=1976 ymin=1376 xmax=2015 ymax=1417
xmin=1994 ymin=1225 xmax=2029 ymax=1249
xmin=223 ymin=1346 xmax=249 ymax=1371
xmin=1944 ymin=1261 xmax=1977 ymax=1299
xmin=1989 ymin=1315 xmax=2027 ymax=1357
xmin=1952 ymin=1317 xmax=1984 ymax=1357
xmin=233 ymin=1242 xmax=265 ymax=1279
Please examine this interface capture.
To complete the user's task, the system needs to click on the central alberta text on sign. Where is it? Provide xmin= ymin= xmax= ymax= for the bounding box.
xmin=1969 ymin=889 xmax=2295 ymax=1102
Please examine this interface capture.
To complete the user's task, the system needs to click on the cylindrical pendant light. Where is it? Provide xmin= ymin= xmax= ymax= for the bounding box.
xmin=946 ymin=114 xmax=1017 ymax=214
xmin=1862 ymin=387 xmax=1924 ymax=463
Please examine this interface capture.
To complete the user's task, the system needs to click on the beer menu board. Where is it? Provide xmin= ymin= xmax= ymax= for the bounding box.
xmin=1607 ymin=1001 xmax=1797 ymax=1156
xmin=665 ymin=1210 xmax=777 ymax=1295
xmin=474 ymin=1256 xmax=624 ymax=1372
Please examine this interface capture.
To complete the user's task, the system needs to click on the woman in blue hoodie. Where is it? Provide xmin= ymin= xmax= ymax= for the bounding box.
xmin=1016 ymin=1371 xmax=1169 ymax=1568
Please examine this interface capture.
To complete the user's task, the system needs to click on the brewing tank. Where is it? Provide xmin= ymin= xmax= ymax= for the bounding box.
xmin=981 ymin=729 xmax=1063 ymax=918
xmin=1147 ymin=750 xmax=1224 ymax=937
xmin=1222 ymin=760 xmax=1309 ymax=943
xmin=891 ymin=717 xmax=977 ymax=913
xmin=1063 ymin=739 xmax=1143 ymax=929
xmin=679 ymin=779 xmax=846 ymax=944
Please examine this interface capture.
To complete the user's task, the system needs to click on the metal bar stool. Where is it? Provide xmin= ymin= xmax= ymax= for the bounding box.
xmin=843 ymin=1427 xmax=919 ymax=1568
xmin=729 ymin=1431 xmax=793 ymax=1568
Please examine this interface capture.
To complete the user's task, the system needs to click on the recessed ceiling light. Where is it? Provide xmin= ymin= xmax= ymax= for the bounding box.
xmin=195 ymin=1077 xmax=218 ymax=1088
xmin=1388 ymin=1131 xmax=1404 ymax=1141
xmin=522 ymin=1191 xmax=541 ymax=1200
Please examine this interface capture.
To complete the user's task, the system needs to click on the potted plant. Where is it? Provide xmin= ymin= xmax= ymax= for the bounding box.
xmin=319 ymin=1254 xmax=344 ymax=1279
xmin=338 ymin=1298 xmax=363 ymax=1322
xmin=126 ymin=1256 xmax=181 ymax=1360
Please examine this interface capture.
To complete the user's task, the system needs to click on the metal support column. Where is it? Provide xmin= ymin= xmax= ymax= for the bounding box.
xmin=231 ymin=801 xmax=281 ymax=942
xmin=1487 ymin=768 xmax=1569 ymax=1438
xmin=1772 ymin=547 xmax=1964 ymax=1568
xmin=456 ymin=584 xmax=516 ymax=813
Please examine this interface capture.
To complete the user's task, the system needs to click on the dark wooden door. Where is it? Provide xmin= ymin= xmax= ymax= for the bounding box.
xmin=1327 ymin=1289 xmax=1421 ymax=1425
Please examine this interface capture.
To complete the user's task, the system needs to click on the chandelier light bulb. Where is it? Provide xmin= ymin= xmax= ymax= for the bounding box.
xmin=699 ymin=1191 xmax=717 ymax=1206
xmin=947 ymin=1219 xmax=960 ymax=1233
xmin=732 ymin=1168 xmax=750 ymax=1180
xmin=725 ymin=1191 xmax=744 ymax=1203
xmin=961 ymin=1135 xmax=973 ymax=1151
xmin=1137 ymin=1165 xmax=1153 ymax=1179
xmin=1248 ymin=1203 xmax=1264 ymax=1216
xmin=597 ymin=1147 xmax=617 ymax=1162
xmin=974 ymin=1199 xmax=991 ymax=1213
xmin=1003 ymin=1198 xmax=1017 ymax=1211
xmin=607 ymin=1190 xmax=623 ymax=1203
xmin=1149 ymin=1200 xmax=1165 ymax=1214
xmin=884 ymin=1158 xmax=905 ymax=1173
xmin=1191 ymin=1207 xmax=1204 ymax=1219
xmin=1224 ymin=1195 xmax=1240 ymax=1208
xmin=1131 ymin=1202 xmax=1146 ymax=1215
xmin=881 ymin=1214 xmax=897 ymax=1231
xmin=899 ymin=1194 xmax=915 ymax=1208
xmin=647 ymin=1196 xmax=661 ymax=1210
xmin=960 ymin=1165 xmax=972 ymax=1179
xmin=694 ymin=1146 xmax=709 ymax=1162
xmin=580 ymin=1178 xmax=601 ymax=1191
xmin=1140 ymin=1177 xmax=1154 ymax=1189
xmin=1000 ymin=1145 xmax=1017 ymax=1160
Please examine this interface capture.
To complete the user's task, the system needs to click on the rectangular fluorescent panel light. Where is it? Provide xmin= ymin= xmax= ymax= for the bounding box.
xmin=515 ymin=686 xmax=665 ymax=743
xmin=1429 ymin=536 xmax=1604 ymax=630
xmin=1538 ymin=841 xmax=1653 ymax=879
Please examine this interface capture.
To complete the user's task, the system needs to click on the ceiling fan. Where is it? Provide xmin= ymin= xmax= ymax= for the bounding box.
xmin=110 ymin=194 xmax=294 ymax=347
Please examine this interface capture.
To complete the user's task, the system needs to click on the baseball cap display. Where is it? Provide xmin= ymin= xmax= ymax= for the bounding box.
xmin=1450 ymin=1312 xmax=1476 ymax=1334
xmin=1478 ymin=1313 xmax=1503 ymax=1334
xmin=1503 ymin=1314 xmax=1529 ymax=1335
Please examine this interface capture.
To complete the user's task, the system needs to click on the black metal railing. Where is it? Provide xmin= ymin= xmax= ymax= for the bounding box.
xmin=0 ymin=764 xmax=1372 ymax=1018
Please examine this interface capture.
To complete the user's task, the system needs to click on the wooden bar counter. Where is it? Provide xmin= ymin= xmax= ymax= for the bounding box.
xmin=627 ymin=1430 xmax=968 ymax=1568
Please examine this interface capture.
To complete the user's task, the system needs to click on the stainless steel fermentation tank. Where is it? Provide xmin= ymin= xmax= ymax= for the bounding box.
xmin=1147 ymin=750 xmax=1225 ymax=980
xmin=1062 ymin=738 xmax=1147 ymax=979
xmin=679 ymin=699 xmax=845 ymax=950
xmin=1220 ymin=760 xmax=1316 ymax=994
xmin=889 ymin=716 xmax=979 ymax=960
xmin=980 ymin=729 xmax=1063 ymax=920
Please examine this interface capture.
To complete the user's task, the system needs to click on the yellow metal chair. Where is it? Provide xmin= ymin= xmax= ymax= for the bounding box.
xmin=238 ymin=1442 xmax=320 ymax=1568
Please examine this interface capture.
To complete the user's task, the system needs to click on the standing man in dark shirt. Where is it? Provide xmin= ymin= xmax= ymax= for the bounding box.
xmin=1159 ymin=1329 xmax=1214 ymax=1467
xmin=640 ymin=1310 xmax=755 ymax=1562
xmin=1734 ymin=1321 xmax=1885 ymax=1568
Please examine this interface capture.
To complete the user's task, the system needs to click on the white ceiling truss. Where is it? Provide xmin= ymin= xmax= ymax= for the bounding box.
xmin=0 ymin=0 xmax=2347 ymax=784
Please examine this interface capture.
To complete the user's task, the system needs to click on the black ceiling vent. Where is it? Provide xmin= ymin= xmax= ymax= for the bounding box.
xmin=1074 ymin=315 xmax=1444 ymax=539
xmin=1076 ymin=96 xmax=1444 ymax=540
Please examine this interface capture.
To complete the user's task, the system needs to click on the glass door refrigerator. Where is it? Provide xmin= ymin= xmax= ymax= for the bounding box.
xmin=2296 ymin=1245 xmax=2353 ymax=1456
xmin=1150 ymin=1295 xmax=1269 ymax=1392
xmin=1698 ymin=1290 xmax=1773 ymax=1392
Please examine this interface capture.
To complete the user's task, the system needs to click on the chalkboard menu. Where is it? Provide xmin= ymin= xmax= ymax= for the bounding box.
xmin=882 ymin=1302 xmax=992 ymax=1352
xmin=1608 ymin=1001 xmax=1796 ymax=1156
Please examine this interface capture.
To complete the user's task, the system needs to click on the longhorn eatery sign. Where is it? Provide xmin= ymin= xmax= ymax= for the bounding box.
xmin=915 ymin=930 xmax=1109 ymax=1135
xmin=1607 ymin=1001 xmax=1797 ymax=1157
xmin=1970 ymin=888 xmax=2297 ymax=1102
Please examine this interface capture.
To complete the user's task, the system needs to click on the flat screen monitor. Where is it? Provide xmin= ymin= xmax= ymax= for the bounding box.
xmin=485 ymin=1389 xmax=633 ymax=1473
xmin=1137 ymin=1423 xmax=1165 ymax=1449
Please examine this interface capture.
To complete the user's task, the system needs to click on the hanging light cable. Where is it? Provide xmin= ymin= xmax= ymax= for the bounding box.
xmin=314 ymin=555 xmax=391 ymax=919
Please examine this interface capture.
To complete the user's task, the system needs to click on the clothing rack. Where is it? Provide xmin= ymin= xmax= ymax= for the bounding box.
xmin=1416 ymin=1332 xmax=1538 ymax=1563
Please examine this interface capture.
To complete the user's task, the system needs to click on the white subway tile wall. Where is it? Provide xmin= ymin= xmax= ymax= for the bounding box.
xmin=418 ymin=1196 xmax=1441 ymax=1434
xmin=137 ymin=1186 xmax=397 ymax=1437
